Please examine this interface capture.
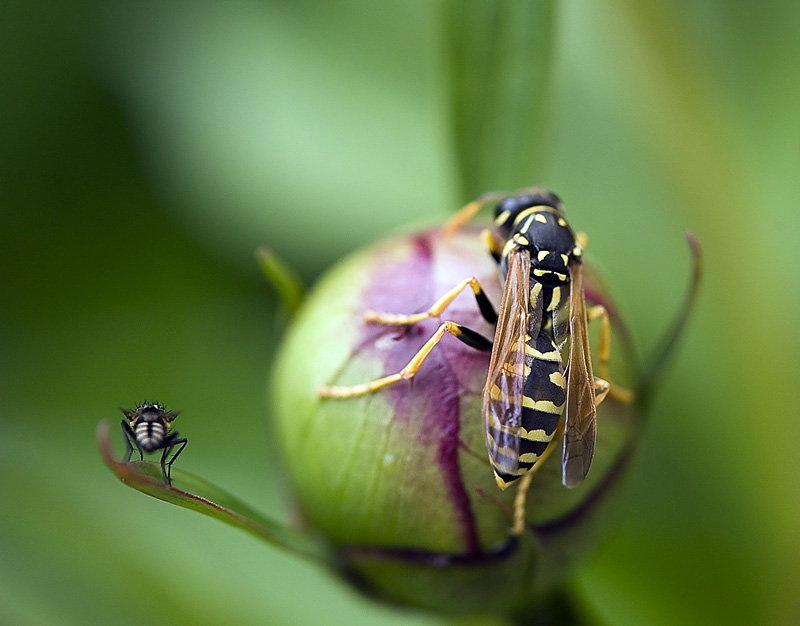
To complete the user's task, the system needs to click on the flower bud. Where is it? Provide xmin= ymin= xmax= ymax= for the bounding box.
xmin=270 ymin=225 xmax=640 ymax=616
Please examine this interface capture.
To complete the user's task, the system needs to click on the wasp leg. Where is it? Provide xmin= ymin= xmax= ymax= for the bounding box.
xmin=441 ymin=192 xmax=508 ymax=238
xmin=319 ymin=321 xmax=492 ymax=398
xmin=481 ymin=229 xmax=504 ymax=263
xmin=586 ymin=305 xmax=634 ymax=404
xmin=160 ymin=434 xmax=188 ymax=486
xmin=510 ymin=422 xmax=565 ymax=536
xmin=365 ymin=277 xmax=497 ymax=327
xmin=586 ymin=304 xmax=611 ymax=381
xmin=593 ymin=376 xmax=611 ymax=406
xmin=120 ymin=420 xmax=143 ymax=462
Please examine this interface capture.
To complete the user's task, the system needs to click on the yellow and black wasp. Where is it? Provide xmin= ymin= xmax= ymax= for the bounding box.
xmin=121 ymin=402 xmax=187 ymax=486
xmin=320 ymin=188 xmax=624 ymax=534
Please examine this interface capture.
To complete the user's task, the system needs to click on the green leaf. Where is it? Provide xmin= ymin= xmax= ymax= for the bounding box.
xmin=97 ymin=421 xmax=330 ymax=564
xmin=442 ymin=0 xmax=556 ymax=199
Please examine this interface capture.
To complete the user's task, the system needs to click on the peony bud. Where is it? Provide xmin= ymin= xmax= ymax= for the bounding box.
xmin=270 ymin=224 xmax=642 ymax=616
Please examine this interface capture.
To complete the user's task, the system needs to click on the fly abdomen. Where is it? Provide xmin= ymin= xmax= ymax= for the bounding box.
xmin=135 ymin=420 xmax=165 ymax=453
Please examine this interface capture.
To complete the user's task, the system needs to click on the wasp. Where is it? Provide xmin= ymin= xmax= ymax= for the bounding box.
xmin=319 ymin=188 xmax=627 ymax=534
xmin=120 ymin=402 xmax=187 ymax=486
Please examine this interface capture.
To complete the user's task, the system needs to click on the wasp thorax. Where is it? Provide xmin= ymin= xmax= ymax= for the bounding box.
xmin=523 ymin=215 xmax=577 ymax=286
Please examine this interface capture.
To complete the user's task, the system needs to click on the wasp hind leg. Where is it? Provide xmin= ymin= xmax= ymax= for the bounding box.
xmin=587 ymin=304 xmax=634 ymax=404
xmin=319 ymin=321 xmax=492 ymax=398
xmin=510 ymin=423 xmax=565 ymax=536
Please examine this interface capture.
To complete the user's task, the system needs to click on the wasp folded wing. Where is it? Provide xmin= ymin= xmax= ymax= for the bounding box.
xmin=562 ymin=261 xmax=597 ymax=488
xmin=482 ymin=245 xmax=538 ymax=487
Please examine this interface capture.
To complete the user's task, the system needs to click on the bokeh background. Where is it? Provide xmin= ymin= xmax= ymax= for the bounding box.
xmin=2 ymin=1 xmax=799 ymax=625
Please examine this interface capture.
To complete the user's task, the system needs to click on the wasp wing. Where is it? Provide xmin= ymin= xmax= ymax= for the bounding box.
xmin=482 ymin=245 xmax=538 ymax=482
xmin=562 ymin=261 xmax=597 ymax=488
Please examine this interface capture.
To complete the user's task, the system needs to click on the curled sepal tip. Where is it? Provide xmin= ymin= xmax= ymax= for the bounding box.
xmin=638 ymin=232 xmax=703 ymax=406
xmin=256 ymin=246 xmax=305 ymax=319
xmin=97 ymin=420 xmax=330 ymax=564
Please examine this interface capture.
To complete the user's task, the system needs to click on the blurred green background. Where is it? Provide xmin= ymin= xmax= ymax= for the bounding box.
xmin=2 ymin=1 xmax=799 ymax=625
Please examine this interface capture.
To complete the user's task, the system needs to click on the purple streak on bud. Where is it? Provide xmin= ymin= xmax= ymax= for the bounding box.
xmin=358 ymin=231 xmax=490 ymax=554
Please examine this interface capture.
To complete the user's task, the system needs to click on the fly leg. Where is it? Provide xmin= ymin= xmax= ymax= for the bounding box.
xmin=160 ymin=434 xmax=188 ymax=486
xmin=120 ymin=420 xmax=143 ymax=462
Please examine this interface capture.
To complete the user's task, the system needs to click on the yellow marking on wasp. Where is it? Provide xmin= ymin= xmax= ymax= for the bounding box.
xmin=512 ymin=206 xmax=556 ymax=228
xmin=502 ymin=236 xmax=528 ymax=257
xmin=530 ymin=282 xmax=542 ymax=303
xmin=495 ymin=209 xmax=511 ymax=225
xmin=485 ymin=410 xmax=504 ymax=431
xmin=547 ymin=286 xmax=562 ymax=312
xmin=521 ymin=397 xmax=563 ymax=413
xmin=560 ymin=254 xmax=569 ymax=265
xmin=549 ymin=371 xmax=566 ymax=388
xmin=491 ymin=424 xmax=519 ymax=436
xmin=537 ymin=250 xmax=549 ymax=262
xmin=490 ymin=444 xmax=519 ymax=459
xmin=502 ymin=361 xmax=530 ymax=377
xmin=533 ymin=269 xmax=567 ymax=281
xmin=520 ymin=427 xmax=552 ymax=442
xmin=519 ymin=452 xmax=541 ymax=464
xmin=495 ymin=470 xmax=526 ymax=490
xmin=495 ymin=475 xmax=512 ymax=489
xmin=558 ymin=217 xmax=567 ymax=227
xmin=524 ymin=344 xmax=561 ymax=361
xmin=518 ymin=215 xmax=534 ymax=235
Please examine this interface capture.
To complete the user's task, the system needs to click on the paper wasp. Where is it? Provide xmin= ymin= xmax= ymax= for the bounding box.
xmin=120 ymin=402 xmax=187 ymax=486
xmin=319 ymin=188 xmax=627 ymax=534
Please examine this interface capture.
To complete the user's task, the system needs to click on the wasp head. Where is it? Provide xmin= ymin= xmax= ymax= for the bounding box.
xmin=493 ymin=188 xmax=563 ymax=239
xmin=494 ymin=189 xmax=580 ymax=285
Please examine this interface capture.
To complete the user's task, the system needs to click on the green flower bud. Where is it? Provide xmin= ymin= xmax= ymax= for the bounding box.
xmin=270 ymin=225 xmax=641 ymax=617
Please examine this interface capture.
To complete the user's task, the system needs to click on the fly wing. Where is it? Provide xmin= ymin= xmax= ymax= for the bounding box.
xmin=482 ymin=245 xmax=534 ymax=481
xmin=562 ymin=261 xmax=597 ymax=488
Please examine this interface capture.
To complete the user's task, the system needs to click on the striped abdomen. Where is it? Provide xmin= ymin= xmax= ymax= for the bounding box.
xmin=134 ymin=419 xmax=166 ymax=453
xmin=492 ymin=325 xmax=566 ymax=488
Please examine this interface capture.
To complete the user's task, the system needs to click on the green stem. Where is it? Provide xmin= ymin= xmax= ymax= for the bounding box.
xmin=441 ymin=0 xmax=556 ymax=200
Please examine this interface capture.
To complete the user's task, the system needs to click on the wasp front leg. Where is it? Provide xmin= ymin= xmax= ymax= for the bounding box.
xmin=440 ymin=192 xmax=508 ymax=238
xmin=364 ymin=276 xmax=498 ymax=328
xmin=319 ymin=321 xmax=493 ymax=398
